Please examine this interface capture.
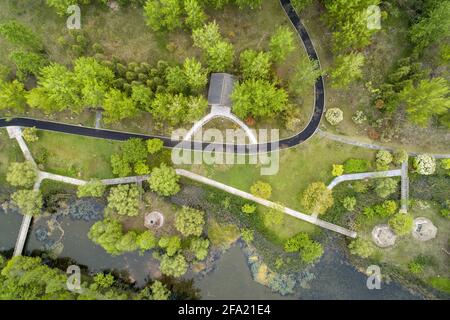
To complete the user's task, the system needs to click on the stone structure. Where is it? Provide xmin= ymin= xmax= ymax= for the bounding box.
xmin=412 ymin=217 xmax=437 ymax=241
xmin=372 ymin=224 xmax=397 ymax=247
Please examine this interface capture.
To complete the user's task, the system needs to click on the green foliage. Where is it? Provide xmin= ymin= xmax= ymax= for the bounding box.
xmin=110 ymin=154 xmax=132 ymax=177
xmin=131 ymin=84 xmax=153 ymax=111
xmin=283 ymin=232 xmax=323 ymax=264
xmin=428 ymin=277 xmax=450 ymax=294
xmin=348 ymin=238 xmax=374 ymax=258
xmin=393 ymin=149 xmax=408 ymax=165
xmin=323 ymin=0 xmax=380 ymax=53
xmin=184 ymin=0 xmax=207 ymax=30
xmin=341 ymin=196 xmax=356 ymax=211
xmin=325 ymin=107 xmax=343 ymax=125
xmin=144 ymin=0 xmax=183 ymax=32
xmin=231 ymin=79 xmax=287 ymax=119
xmin=388 ymin=213 xmax=413 ymax=236
xmin=332 ymin=164 xmax=344 ymax=176
xmin=150 ymin=280 xmax=171 ymax=300
xmin=103 ymin=89 xmax=137 ymax=123
xmin=107 ymin=184 xmax=140 ymax=217
xmin=93 ymin=273 xmax=115 ymax=289
xmin=158 ymin=235 xmax=182 ymax=256
xmin=413 ymin=154 xmax=436 ymax=175
xmin=241 ymin=228 xmax=254 ymax=244
xmin=175 ymin=206 xmax=205 ymax=237
xmin=263 ymin=206 xmax=284 ymax=226
xmin=149 ymin=163 xmax=180 ymax=196
xmin=363 ymin=200 xmax=397 ymax=219
xmin=77 ymin=179 xmax=106 ymax=198
xmin=250 ymin=181 xmax=272 ymax=199
xmin=134 ymin=161 xmax=150 ymax=175
xmin=269 ymin=25 xmax=295 ymax=63
xmin=241 ymin=203 xmax=256 ymax=214
xmin=289 ymin=55 xmax=322 ymax=97
xmin=0 ymin=21 xmax=42 ymax=50
xmin=183 ymin=57 xmax=208 ymax=93
xmin=330 ymin=52 xmax=365 ymax=88
xmin=165 ymin=65 xmax=187 ymax=93
xmin=121 ymin=138 xmax=148 ymax=164
xmin=147 ymin=138 xmax=164 ymax=155
xmin=300 ymin=182 xmax=334 ymax=215
xmin=343 ymin=158 xmax=371 ymax=173
xmin=0 ymin=80 xmax=27 ymax=111
xmin=376 ymin=150 xmax=393 ymax=169
xmin=374 ymin=178 xmax=398 ymax=198
xmin=398 ymin=77 xmax=449 ymax=127
xmin=159 ymin=254 xmax=188 ymax=277
xmin=137 ymin=230 xmax=158 ymax=252
xmin=9 ymin=50 xmax=47 ymax=80
xmin=151 ymin=93 xmax=208 ymax=125
xmin=283 ymin=232 xmax=309 ymax=253
xmin=11 ymin=190 xmax=43 ymax=216
xmin=88 ymin=218 xmax=124 ymax=255
xmin=239 ymin=49 xmax=272 ymax=80
xmin=115 ymin=231 xmax=139 ymax=252
xmin=22 ymin=127 xmax=39 ymax=143
xmin=189 ymin=237 xmax=210 ymax=260
xmin=407 ymin=261 xmax=424 ymax=274
xmin=6 ymin=161 xmax=37 ymax=188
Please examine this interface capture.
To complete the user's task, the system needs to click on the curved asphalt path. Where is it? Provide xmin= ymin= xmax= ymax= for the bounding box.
xmin=0 ymin=0 xmax=324 ymax=154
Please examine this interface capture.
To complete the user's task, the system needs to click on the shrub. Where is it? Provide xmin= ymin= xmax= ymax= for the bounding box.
xmin=107 ymin=184 xmax=140 ymax=217
xmin=331 ymin=164 xmax=344 ymax=177
xmin=189 ymin=237 xmax=209 ymax=261
xmin=147 ymin=138 xmax=164 ymax=154
xmin=159 ymin=254 xmax=187 ymax=277
xmin=374 ymin=178 xmax=398 ymax=198
xmin=6 ymin=161 xmax=37 ymax=188
xmin=241 ymin=228 xmax=254 ymax=244
xmin=393 ymin=149 xmax=408 ymax=165
xmin=241 ymin=203 xmax=256 ymax=214
xmin=413 ymin=154 xmax=436 ymax=175
xmin=352 ymin=110 xmax=367 ymax=124
xmin=341 ymin=196 xmax=356 ymax=211
xmin=11 ymin=190 xmax=43 ymax=216
xmin=376 ymin=150 xmax=393 ymax=168
xmin=300 ymin=182 xmax=333 ymax=215
xmin=158 ymin=236 xmax=181 ymax=257
xmin=22 ymin=127 xmax=38 ymax=142
xmin=175 ymin=206 xmax=205 ymax=237
xmin=77 ymin=180 xmax=106 ymax=198
xmin=250 ymin=181 xmax=272 ymax=199
xmin=408 ymin=261 xmax=424 ymax=274
xmin=389 ymin=213 xmax=413 ymax=236
xmin=348 ymin=238 xmax=375 ymax=258
xmin=325 ymin=108 xmax=343 ymax=125
xmin=148 ymin=163 xmax=180 ymax=196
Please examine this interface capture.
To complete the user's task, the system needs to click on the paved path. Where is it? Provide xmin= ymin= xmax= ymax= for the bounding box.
xmin=6 ymin=126 xmax=37 ymax=166
xmin=95 ymin=111 xmax=102 ymax=129
xmin=318 ymin=130 xmax=450 ymax=159
xmin=176 ymin=169 xmax=357 ymax=238
xmin=183 ymin=106 xmax=258 ymax=144
xmin=400 ymin=161 xmax=409 ymax=212
xmin=327 ymin=169 xmax=402 ymax=190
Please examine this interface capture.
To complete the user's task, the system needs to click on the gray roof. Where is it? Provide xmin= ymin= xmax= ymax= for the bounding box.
xmin=207 ymin=73 xmax=237 ymax=107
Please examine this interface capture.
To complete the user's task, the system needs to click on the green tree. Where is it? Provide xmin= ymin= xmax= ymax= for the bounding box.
xmin=206 ymin=40 xmax=235 ymax=72
xmin=147 ymin=138 xmax=164 ymax=154
xmin=192 ymin=21 xmax=222 ymax=50
xmin=11 ymin=190 xmax=43 ymax=216
xmin=73 ymin=57 xmax=114 ymax=108
xmin=389 ymin=213 xmax=413 ymax=236
xmin=189 ymin=237 xmax=210 ymax=260
xmin=22 ymin=127 xmax=39 ymax=143
xmin=348 ymin=238 xmax=375 ymax=258
xmin=300 ymin=182 xmax=334 ymax=215
xmin=393 ymin=149 xmax=408 ymax=165
xmin=231 ymin=79 xmax=287 ymax=119
xmin=121 ymin=138 xmax=148 ymax=165
xmin=110 ymin=154 xmax=132 ymax=177
xmin=103 ymin=89 xmax=138 ymax=123
xmin=183 ymin=57 xmax=208 ymax=93
xmin=289 ymin=55 xmax=323 ymax=97
xmin=115 ymin=231 xmax=139 ymax=252
xmin=149 ymin=163 xmax=180 ymax=196
xmin=131 ymin=84 xmax=153 ymax=111
xmin=250 ymin=181 xmax=272 ymax=199
xmin=330 ymin=52 xmax=365 ymax=88
xmin=184 ymin=0 xmax=207 ymax=30
xmin=376 ymin=150 xmax=393 ymax=170
xmin=0 ymin=80 xmax=27 ymax=111
xmin=269 ymin=25 xmax=295 ymax=63
xmin=77 ymin=180 xmax=106 ymax=198
xmin=137 ymin=230 xmax=158 ymax=253
xmin=6 ymin=161 xmax=37 ymax=188
xmin=88 ymin=218 xmax=124 ymax=255
xmin=332 ymin=164 xmax=344 ymax=176
xmin=107 ymin=184 xmax=140 ymax=217
xmin=93 ymin=273 xmax=115 ymax=289
xmin=300 ymin=241 xmax=324 ymax=264
xmin=144 ymin=0 xmax=183 ymax=32
xmin=165 ymin=65 xmax=187 ymax=93
xmin=158 ymin=235 xmax=182 ymax=256
xmin=398 ymin=77 xmax=449 ymax=127
xmin=150 ymin=280 xmax=171 ymax=300
xmin=284 ymin=232 xmax=310 ymax=253
xmin=239 ymin=49 xmax=272 ymax=80
xmin=374 ymin=178 xmax=398 ymax=198
xmin=413 ymin=154 xmax=436 ymax=175
xmin=159 ymin=254 xmax=188 ymax=277
xmin=134 ymin=161 xmax=150 ymax=175
xmin=9 ymin=50 xmax=47 ymax=80
xmin=175 ymin=206 xmax=205 ymax=237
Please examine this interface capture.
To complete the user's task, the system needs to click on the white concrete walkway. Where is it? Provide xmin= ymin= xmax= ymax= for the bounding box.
xmin=183 ymin=106 xmax=258 ymax=144
xmin=327 ymin=169 xmax=402 ymax=190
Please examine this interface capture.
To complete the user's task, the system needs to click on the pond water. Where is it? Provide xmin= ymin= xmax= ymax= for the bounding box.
xmin=0 ymin=199 xmax=423 ymax=300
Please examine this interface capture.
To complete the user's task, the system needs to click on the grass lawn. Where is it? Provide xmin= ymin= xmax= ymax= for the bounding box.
xmin=357 ymin=203 xmax=450 ymax=285
xmin=0 ymin=129 xmax=24 ymax=184
xmin=180 ymin=135 xmax=376 ymax=241
xmin=28 ymin=130 xmax=122 ymax=179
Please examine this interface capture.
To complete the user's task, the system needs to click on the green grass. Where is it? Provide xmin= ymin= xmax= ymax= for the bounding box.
xmin=357 ymin=203 xmax=450 ymax=283
xmin=181 ymin=135 xmax=376 ymax=240
xmin=28 ymin=130 xmax=122 ymax=179
xmin=0 ymin=129 xmax=24 ymax=184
